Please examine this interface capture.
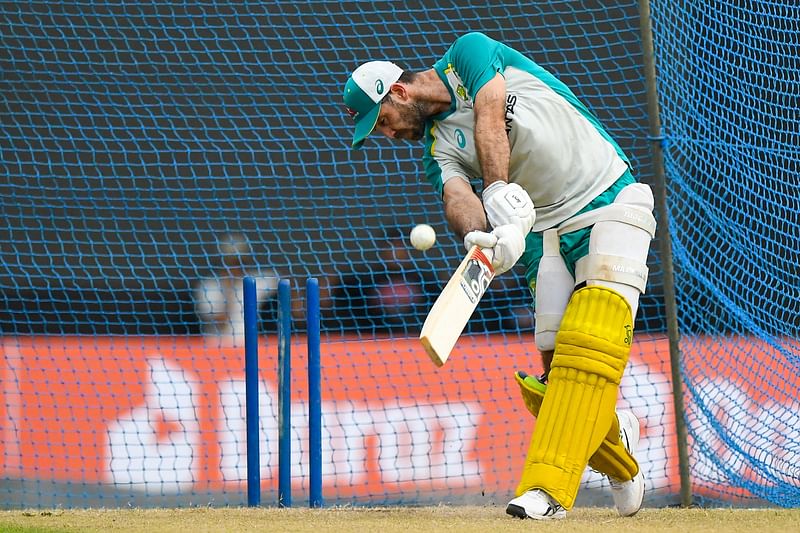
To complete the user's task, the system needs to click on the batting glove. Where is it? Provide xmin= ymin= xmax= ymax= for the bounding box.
xmin=482 ymin=181 xmax=536 ymax=236
xmin=464 ymin=224 xmax=526 ymax=276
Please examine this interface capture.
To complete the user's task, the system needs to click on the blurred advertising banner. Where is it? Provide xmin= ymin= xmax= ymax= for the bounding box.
xmin=2 ymin=334 xmax=792 ymax=503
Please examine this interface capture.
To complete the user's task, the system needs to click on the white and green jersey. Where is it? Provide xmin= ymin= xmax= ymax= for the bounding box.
xmin=423 ymin=32 xmax=631 ymax=232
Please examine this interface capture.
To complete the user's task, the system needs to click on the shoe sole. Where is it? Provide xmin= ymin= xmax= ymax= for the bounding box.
xmin=506 ymin=503 xmax=566 ymax=520
xmin=506 ymin=504 xmax=527 ymax=519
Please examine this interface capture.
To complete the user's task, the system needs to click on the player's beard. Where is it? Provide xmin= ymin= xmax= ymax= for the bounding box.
xmin=392 ymin=100 xmax=431 ymax=141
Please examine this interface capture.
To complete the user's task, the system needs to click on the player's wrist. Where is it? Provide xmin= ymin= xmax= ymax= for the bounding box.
xmin=482 ymin=180 xmax=507 ymax=199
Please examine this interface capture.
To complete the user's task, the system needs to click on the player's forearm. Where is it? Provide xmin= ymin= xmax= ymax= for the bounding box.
xmin=442 ymin=180 xmax=488 ymax=241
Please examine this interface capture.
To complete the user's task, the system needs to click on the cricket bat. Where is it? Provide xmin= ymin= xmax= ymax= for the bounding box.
xmin=420 ymin=245 xmax=495 ymax=366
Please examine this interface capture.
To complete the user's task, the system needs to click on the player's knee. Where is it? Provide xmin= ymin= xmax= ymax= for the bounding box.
xmin=553 ymin=285 xmax=633 ymax=382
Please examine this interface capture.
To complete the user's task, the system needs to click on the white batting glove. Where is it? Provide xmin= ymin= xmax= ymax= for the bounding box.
xmin=482 ymin=181 xmax=536 ymax=236
xmin=464 ymin=224 xmax=526 ymax=276
xmin=463 ymin=229 xmax=497 ymax=261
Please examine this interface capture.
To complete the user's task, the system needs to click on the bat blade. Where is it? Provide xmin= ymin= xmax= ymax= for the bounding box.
xmin=419 ymin=245 xmax=495 ymax=366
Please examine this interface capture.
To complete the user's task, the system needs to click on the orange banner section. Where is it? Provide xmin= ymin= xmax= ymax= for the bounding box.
xmin=1 ymin=333 xmax=793 ymax=502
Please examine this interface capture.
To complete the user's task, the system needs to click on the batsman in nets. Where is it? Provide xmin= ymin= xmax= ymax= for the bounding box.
xmin=342 ymin=32 xmax=655 ymax=520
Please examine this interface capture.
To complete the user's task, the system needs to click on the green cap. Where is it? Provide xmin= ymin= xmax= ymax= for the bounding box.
xmin=343 ymin=61 xmax=403 ymax=149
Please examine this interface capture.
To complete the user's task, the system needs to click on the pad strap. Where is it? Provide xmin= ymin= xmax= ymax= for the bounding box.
xmin=574 ymin=254 xmax=649 ymax=292
xmin=556 ymin=203 xmax=656 ymax=238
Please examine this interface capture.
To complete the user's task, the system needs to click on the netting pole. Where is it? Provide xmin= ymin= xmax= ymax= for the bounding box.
xmin=637 ymin=0 xmax=692 ymax=508
xmin=243 ymin=276 xmax=261 ymax=507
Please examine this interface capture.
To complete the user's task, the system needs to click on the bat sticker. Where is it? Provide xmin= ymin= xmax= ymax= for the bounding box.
xmin=459 ymin=251 xmax=493 ymax=304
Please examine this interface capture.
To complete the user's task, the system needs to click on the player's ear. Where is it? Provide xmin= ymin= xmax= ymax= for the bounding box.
xmin=389 ymin=82 xmax=408 ymax=101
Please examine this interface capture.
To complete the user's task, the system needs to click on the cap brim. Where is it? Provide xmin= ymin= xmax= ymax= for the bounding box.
xmin=351 ymin=103 xmax=381 ymax=149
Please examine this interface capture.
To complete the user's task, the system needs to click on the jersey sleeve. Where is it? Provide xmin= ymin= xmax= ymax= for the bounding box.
xmin=422 ymin=149 xmax=444 ymax=196
xmin=423 ymin=149 xmax=472 ymax=198
xmin=447 ymin=32 xmax=506 ymax=98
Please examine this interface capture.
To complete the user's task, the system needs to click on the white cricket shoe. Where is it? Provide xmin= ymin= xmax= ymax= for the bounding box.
xmin=609 ymin=409 xmax=645 ymax=517
xmin=506 ymin=489 xmax=566 ymax=520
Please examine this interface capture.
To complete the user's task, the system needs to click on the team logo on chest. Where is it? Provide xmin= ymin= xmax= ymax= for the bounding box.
xmin=454 ymin=128 xmax=466 ymax=149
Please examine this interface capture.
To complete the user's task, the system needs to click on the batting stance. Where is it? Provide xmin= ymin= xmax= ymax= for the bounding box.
xmin=342 ymin=32 xmax=654 ymax=519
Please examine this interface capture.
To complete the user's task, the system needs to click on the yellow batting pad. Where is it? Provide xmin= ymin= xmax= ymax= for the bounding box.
xmin=515 ymin=372 xmax=639 ymax=483
xmin=516 ymin=286 xmax=633 ymax=509
xmin=515 ymin=372 xmax=546 ymax=416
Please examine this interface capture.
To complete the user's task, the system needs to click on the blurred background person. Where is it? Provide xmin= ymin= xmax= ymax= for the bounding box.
xmin=193 ymin=232 xmax=279 ymax=345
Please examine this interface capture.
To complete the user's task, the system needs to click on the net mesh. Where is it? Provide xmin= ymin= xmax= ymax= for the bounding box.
xmin=651 ymin=0 xmax=800 ymax=506
xmin=1 ymin=0 xmax=796 ymax=508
